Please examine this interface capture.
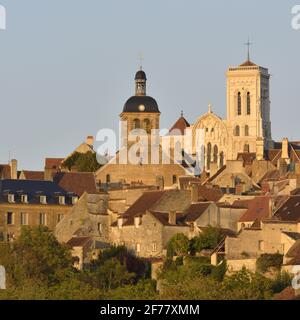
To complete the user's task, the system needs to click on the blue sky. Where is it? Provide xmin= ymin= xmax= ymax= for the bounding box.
xmin=0 ymin=0 xmax=299 ymax=170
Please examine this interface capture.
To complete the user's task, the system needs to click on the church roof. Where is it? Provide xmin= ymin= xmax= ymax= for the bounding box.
xmin=239 ymin=60 xmax=258 ymax=67
xmin=169 ymin=116 xmax=190 ymax=135
xmin=122 ymin=95 xmax=160 ymax=113
xmin=135 ymin=70 xmax=147 ymax=80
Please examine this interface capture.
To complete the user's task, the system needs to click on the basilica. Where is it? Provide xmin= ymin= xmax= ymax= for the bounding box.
xmin=96 ymin=56 xmax=277 ymax=187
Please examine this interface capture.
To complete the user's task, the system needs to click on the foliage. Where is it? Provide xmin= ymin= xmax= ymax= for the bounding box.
xmin=256 ymin=253 xmax=283 ymax=273
xmin=190 ymin=226 xmax=223 ymax=253
xmin=104 ymin=279 xmax=158 ymax=300
xmin=166 ymin=233 xmax=189 ymax=257
xmin=211 ymin=260 xmax=227 ymax=282
xmin=62 ymin=151 xmax=101 ymax=172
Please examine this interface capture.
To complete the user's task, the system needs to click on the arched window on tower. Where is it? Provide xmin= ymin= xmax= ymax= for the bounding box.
xmin=237 ymin=92 xmax=242 ymax=115
xmin=213 ymin=145 xmax=218 ymax=163
xmin=207 ymin=143 xmax=212 ymax=170
xmin=245 ymin=125 xmax=249 ymax=136
xmin=143 ymin=119 xmax=151 ymax=133
xmin=220 ymin=152 xmax=224 ymax=167
xmin=235 ymin=126 xmax=240 ymax=136
xmin=133 ymin=119 xmax=141 ymax=129
xmin=247 ymin=92 xmax=251 ymax=115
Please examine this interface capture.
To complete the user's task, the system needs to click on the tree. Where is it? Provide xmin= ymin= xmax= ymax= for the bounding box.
xmin=62 ymin=151 xmax=101 ymax=172
xmin=166 ymin=234 xmax=189 ymax=257
xmin=256 ymin=254 xmax=283 ymax=273
xmin=190 ymin=226 xmax=223 ymax=253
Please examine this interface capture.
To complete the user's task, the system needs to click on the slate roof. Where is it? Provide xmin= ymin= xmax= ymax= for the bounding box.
xmin=196 ymin=184 xmax=224 ymax=202
xmin=273 ymin=196 xmax=300 ymax=222
xmin=53 ymin=172 xmax=97 ymax=196
xmin=286 ymin=240 xmax=300 ymax=265
xmin=0 ymin=179 xmax=75 ymax=205
xmin=122 ymin=96 xmax=160 ymax=113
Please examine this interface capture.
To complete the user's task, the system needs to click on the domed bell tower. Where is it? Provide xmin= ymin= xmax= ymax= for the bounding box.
xmin=120 ymin=68 xmax=161 ymax=145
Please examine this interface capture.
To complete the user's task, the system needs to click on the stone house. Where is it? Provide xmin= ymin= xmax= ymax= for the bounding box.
xmin=0 ymin=179 xmax=77 ymax=241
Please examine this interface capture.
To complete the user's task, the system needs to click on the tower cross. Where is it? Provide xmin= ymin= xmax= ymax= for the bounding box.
xmin=244 ymin=38 xmax=253 ymax=61
xmin=138 ymin=53 xmax=144 ymax=70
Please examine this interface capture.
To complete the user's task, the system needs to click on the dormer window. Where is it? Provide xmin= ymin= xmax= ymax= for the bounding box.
xmin=40 ymin=195 xmax=47 ymax=204
xmin=72 ymin=196 xmax=78 ymax=205
xmin=59 ymin=196 xmax=65 ymax=205
xmin=21 ymin=195 xmax=28 ymax=204
xmin=8 ymin=194 xmax=15 ymax=203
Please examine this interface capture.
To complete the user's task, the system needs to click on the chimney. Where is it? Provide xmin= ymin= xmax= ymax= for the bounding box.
xmin=117 ymin=217 xmax=123 ymax=229
xmin=256 ymin=138 xmax=264 ymax=161
xmin=191 ymin=183 xmax=198 ymax=203
xmin=268 ymin=197 xmax=275 ymax=217
xmin=134 ymin=216 xmax=141 ymax=228
xmin=86 ymin=136 xmax=94 ymax=147
xmin=168 ymin=211 xmax=176 ymax=225
xmin=156 ymin=175 xmax=164 ymax=190
xmin=282 ymin=138 xmax=289 ymax=160
xmin=10 ymin=159 xmax=17 ymax=180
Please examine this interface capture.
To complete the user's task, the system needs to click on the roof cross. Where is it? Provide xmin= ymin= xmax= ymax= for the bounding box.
xmin=244 ymin=38 xmax=253 ymax=61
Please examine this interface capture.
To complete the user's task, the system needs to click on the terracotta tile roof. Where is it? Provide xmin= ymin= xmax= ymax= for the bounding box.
xmin=237 ymin=152 xmax=256 ymax=165
xmin=231 ymin=199 xmax=252 ymax=209
xmin=266 ymin=149 xmax=281 ymax=164
xmin=22 ymin=170 xmax=44 ymax=180
xmin=67 ymin=236 xmax=93 ymax=247
xmin=53 ymin=172 xmax=97 ymax=196
xmin=273 ymin=287 xmax=297 ymax=300
xmin=196 ymin=184 xmax=224 ymax=202
xmin=283 ymin=232 xmax=300 ymax=241
xmin=239 ymin=196 xmax=271 ymax=222
xmin=45 ymin=158 xmax=64 ymax=170
xmin=179 ymin=176 xmax=202 ymax=189
xmin=169 ymin=116 xmax=190 ymax=135
xmin=206 ymin=165 xmax=227 ymax=183
xmin=273 ymin=196 xmax=300 ymax=222
xmin=0 ymin=164 xmax=11 ymax=179
xmin=184 ymin=202 xmax=211 ymax=222
xmin=150 ymin=210 xmax=188 ymax=226
xmin=239 ymin=60 xmax=257 ymax=67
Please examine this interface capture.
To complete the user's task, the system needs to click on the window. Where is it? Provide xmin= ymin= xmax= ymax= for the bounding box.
xmin=57 ymin=214 xmax=64 ymax=223
xmin=106 ymin=174 xmax=111 ymax=184
xmin=133 ymin=119 xmax=140 ymax=129
xmin=8 ymin=194 xmax=15 ymax=203
xmin=172 ymin=175 xmax=177 ymax=184
xmin=59 ymin=196 xmax=65 ymax=205
xmin=206 ymin=143 xmax=212 ymax=169
xmin=39 ymin=213 xmax=47 ymax=225
xmin=259 ymin=240 xmax=265 ymax=251
xmin=20 ymin=212 xmax=28 ymax=225
xmin=21 ymin=194 xmax=28 ymax=203
xmin=136 ymin=243 xmax=141 ymax=253
xmin=40 ymin=195 xmax=47 ymax=204
xmin=98 ymin=223 xmax=102 ymax=233
xmin=213 ymin=145 xmax=218 ymax=163
xmin=143 ymin=118 xmax=151 ymax=133
xmin=72 ymin=196 xmax=78 ymax=205
xmin=7 ymin=212 xmax=14 ymax=225
xmin=152 ymin=242 xmax=157 ymax=252
xmin=245 ymin=125 xmax=249 ymax=136
xmin=219 ymin=152 xmax=224 ymax=167
xmin=235 ymin=126 xmax=240 ymax=136
xmin=237 ymin=92 xmax=242 ymax=115
xmin=244 ymin=144 xmax=250 ymax=153
xmin=247 ymin=92 xmax=251 ymax=115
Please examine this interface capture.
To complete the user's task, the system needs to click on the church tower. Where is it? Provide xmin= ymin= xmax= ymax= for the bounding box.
xmin=120 ymin=68 xmax=161 ymax=137
xmin=226 ymin=56 xmax=272 ymax=160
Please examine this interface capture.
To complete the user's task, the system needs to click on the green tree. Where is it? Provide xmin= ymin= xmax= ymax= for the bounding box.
xmin=167 ymin=234 xmax=189 ymax=257
xmin=62 ymin=151 xmax=101 ymax=172
xmin=190 ymin=226 xmax=223 ymax=253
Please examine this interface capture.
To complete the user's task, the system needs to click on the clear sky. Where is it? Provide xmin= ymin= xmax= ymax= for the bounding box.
xmin=0 ymin=0 xmax=299 ymax=170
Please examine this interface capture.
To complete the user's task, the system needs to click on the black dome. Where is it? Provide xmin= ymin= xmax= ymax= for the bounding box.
xmin=135 ymin=70 xmax=147 ymax=80
xmin=123 ymin=96 xmax=160 ymax=113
